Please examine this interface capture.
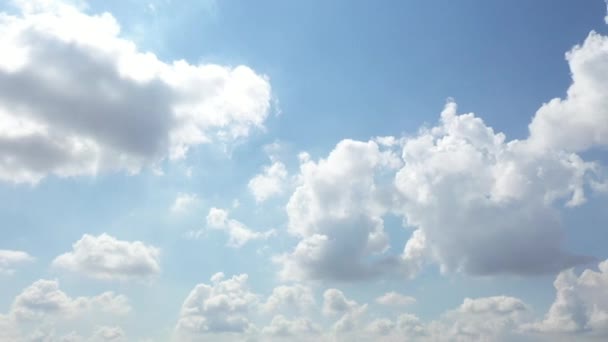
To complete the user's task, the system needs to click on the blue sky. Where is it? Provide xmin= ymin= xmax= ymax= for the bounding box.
xmin=0 ymin=0 xmax=608 ymax=341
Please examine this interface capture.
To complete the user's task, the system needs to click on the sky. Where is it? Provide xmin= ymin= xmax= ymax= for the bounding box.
xmin=0 ymin=0 xmax=607 ymax=341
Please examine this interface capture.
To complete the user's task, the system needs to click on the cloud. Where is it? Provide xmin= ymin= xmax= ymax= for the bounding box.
xmin=527 ymin=259 xmax=608 ymax=336
xmin=52 ymin=234 xmax=160 ymax=281
xmin=394 ymin=102 xmax=599 ymax=276
xmin=527 ymin=32 xmax=608 ymax=153
xmin=248 ymin=161 xmax=288 ymax=203
xmin=0 ymin=0 xmax=271 ymax=184
xmin=276 ymin=139 xmax=403 ymax=281
xmin=262 ymin=284 xmax=315 ymax=314
xmin=206 ymin=207 xmax=275 ymax=247
xmin=262 ymin=315 xmax=320 ymax=338
xmin=10 ymin=279 xmax=130 ymax=322
xmin=0 ymin=249 xmax=34 ymax=274
xmin=170 ymin=193 xmax=200 ymax=214
xmin=276 ymin=21 xmax=608 ymax=283
xmin=0 ymin=279 xmax=130 ymax=341
xmin=175 ymin=273 xmax=259 ymax=339
xmin=91 ymin=326 xmax=126 ymax=341
xmin=375 ymin=291 xmax=416 ymax=307
xmin=278 ymin=99 xmax=604 ymax=282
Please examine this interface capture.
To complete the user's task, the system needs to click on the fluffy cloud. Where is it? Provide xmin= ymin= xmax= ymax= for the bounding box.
xmin=0 ymin=0 xmax=271 ymax=184
xmin=428 ymin=296 xmax=530 ymax=341
xmin=276 ymin=139 xmax=403 ymax=281
xmin=0 ymin=279 xmax=130 ymax=341
xmin=10 ymin=279 xmax=130 ymax=322
xmin=206 ymin=207 xmax=275 ymax=247
xmin=248 ymin=161 xmax=288 ymax=203
xmin=277 ymin=22 xmax=608 ymax=282
xmin=279 ymin=99 xmax=604 ymax=281
xmin=0 ymin=249 xmax=34 ymax=274
xmin=170 ymin=193 xmax=200 ymax=214
xmin=262 ymin=284 xmax=315 ymax=314
xmin=262 ymin=315 xmax=320 ymax=338
xmin=527 ymin=32 xmax=608 ymax=153
xmin=375 ymin=291 xmax=416 ymax=307
xmin=175 ymin=273 xmax=259 ymax=339
xmin=394 ymin=102 xmax=598 ymax=276
xmin=527 ymin=259 xmax=608 ymax=337
xmin=52 ymin=234 xmax=160 ymax=281
xmin=91 ymin=326 xmax=126 ymax=341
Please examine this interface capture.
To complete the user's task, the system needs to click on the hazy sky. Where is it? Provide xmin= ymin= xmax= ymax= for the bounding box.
xmin=0 ymin=0 xmax=608 ymax=341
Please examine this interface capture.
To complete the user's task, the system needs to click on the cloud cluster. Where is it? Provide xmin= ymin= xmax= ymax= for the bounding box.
xmin=52 ymin=234 xmax=161 ymax=281
xmin=175 ymin=273 xmax=259 ymax=338
xmin=278 ymin=27 xmax=608 ymax=281
xmin=262 ymin=284 xmax=316 ymax=314
xmin=527 ymin=259 xmax=608 ymax=336
xmin=394 ymin=102 xmax=597 ymax=276
xmin=172 ymin=262 xmax=608 ymax=341
xmin=0 ymin=279 xmax=130 ymax=341
xmin=0 ymin=0 xmax=271 ymax=184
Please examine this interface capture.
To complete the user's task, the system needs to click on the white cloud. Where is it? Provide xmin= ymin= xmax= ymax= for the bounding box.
xmin=375 ymin=291 xmax=416 ymax=307
xmin=0 ymin=0 xmax=271 ymax=184
xmin=322 ymin=289 xmax=359 ymax=316
xmin=0 ymin=279 xmax=131 ymax=341
xmin=91 ymin=326 xmax=126 ymax=341
xmin=10 ymin=279 xmax=130 ymax=322
xmin=262 ymin=315 xmax=320 ymax=338
xmin=276 ymin=139 xmax=403 ymax=282
xmin=175 ymin=273 xmax=258 ymax=339
xmin=262 ymin=284 xmax=315 ymax=314
xmin=394 ymin=102 xmax=599 ymax=276
xmin=425 ymin=296 xmax=530 ymax=342
xmin=322 ymin=288 xmax=368 ymax=336
xmin=52 ymin=234 xmax=160 ymax=281
xmin=527 ymin=259 xmax=608 ymax=336
xmin=248 ymin=161 xmax=288 ymax=203
xmin=0 ymin=249 xmax=34 ymax=274
xmin=206 ymin=207 xmax=275 ymax=247
xmin=170 ymin=193 xmax=199 ymax=214
xmin=276 ymin=25 xmax=608 ymax=283
xmin=527 ymin=32 xmax=608 ymax=153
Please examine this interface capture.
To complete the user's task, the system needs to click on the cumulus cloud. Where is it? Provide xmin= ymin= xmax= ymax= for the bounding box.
xmin=527 ymin=259 xmax=608 ymax=336
xmin=52 ymin=234 xmax=160 ymax=281
xmin=10 ymin=279 xmax=130 ymax=322
xmin=375 ymin=291 xmax=416 ymax=307
xmin=206 ymin=207 xmax=275 ymax=247
xmin=0 ymin=249 xmax=34 ymax=274
xmin=0 ymin=0 xmax=271 ymax=184
xmin=262 ymin=284 xmax=315 ymax=314
xmin=394 ymin=102 xmax=598 ymax=276
xmin=527 ymin=32 xmax=608 ymax=153
xmin=248 ymin=161 xmax=288 ymax=203
xmin=262 ymin=315 xmax=320 ymax=338
xmin=170 ymin=193 xmax=200 ymax=214
xmin=91 ymin=326 xmax=126 ymax=341
xmin=278 ymin=99 xmax=604 ymax=282
xmin=276 ymin=17 xmax=608 ymax=282
xmin=175 ymin=273 xmax=259 ymax=339
xmin=276 ymin=139 xmax=403 ymax=281
xmin=0 ymin=279 xmax=130 ymax=341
